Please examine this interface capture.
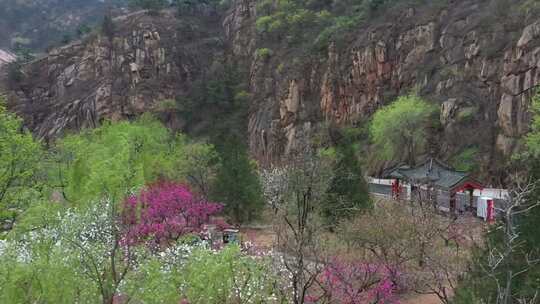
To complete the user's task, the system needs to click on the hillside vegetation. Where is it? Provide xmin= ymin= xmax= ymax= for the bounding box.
xmin=1 ymin=1 xmax=540 ymax=303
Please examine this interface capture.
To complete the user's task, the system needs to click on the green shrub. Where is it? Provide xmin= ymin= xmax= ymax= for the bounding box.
xmin=456 ymin=106 xmax=478 ymax=123
xmin=255 ymin=15 xmax=276 ymax=33
xmin=276 ymin=63 xmax=285 ymax=73
xmin=156 ymin=98 xmax=178 ymax=111
xmin=315 ymin=14 xmax=362 ymax=49
xmin=234 ymin=90 xmax=251 ymax=103
xmin=256 ymin=0 xmax=274 ymax=15
xmin=181 ymin=246 xmax=277 ymax=303
xmin=370 ymin=94 xmax=436 ymax=165
xmin=255 ymin=47 xmax=273 ymax=59
xmin=450 ymin=147 xmax=479 ymax=172
xmin=254 ymin=0 xmax=448 ymax=53
xmin=129 ymin=0 xmax=168 ymax=11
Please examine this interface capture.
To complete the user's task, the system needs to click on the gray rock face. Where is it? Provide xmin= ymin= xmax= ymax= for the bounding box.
xmin=0 ymin=0 xmax=129 ymax=50
xmin=0 ymin=49 xmax=15 ymax=67
xmin=241 ymin=0 xmax=540 ymax=180
xmin=8 ymin=10 xmax=223 ymax=138
xmin=4 ymin=1 xmax=540 ymax=183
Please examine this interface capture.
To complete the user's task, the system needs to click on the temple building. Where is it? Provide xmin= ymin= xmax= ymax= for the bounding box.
xmin=385 ymin=158 xmax=486 ymax=217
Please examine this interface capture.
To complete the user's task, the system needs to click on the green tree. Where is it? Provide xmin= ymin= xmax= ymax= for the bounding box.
xmin=513 ymin=90 xmax=540 ymax=300
xmin=101 ymin=14 xmax=115 ymax=39
xmin=0 ymin=96 xmax=43 ymax=231
xmin=453 ymin=91 xmax=540 ymax=304
xmin=1 ymin=205 xmax=276 ymax=304
xmin=1 ymin=199 xmax=137 ymax=304
xmin=322 ymin=128 xmax=371 ymax=227
xmin=6 ymin=61 xmax=24 ymax=86
xmin=178 ymin=62 xmax=250 ymax=140
xmin=181 ymin=245 xmax=277 ymax=304
xmin=56 ymin=115 xmax=214 ymax=205
xmin=129 ymin=0 xmax=168 ymax=11
xmin=0 ymin=243 xmax=95 ymax=303
xmin=525 ymin=92 xmax=540 ymax=157
xmin=212 ymin=136 xmax=264 ymax=224
xmin=61 ymin=34 xmax=72 ymax=44
xmin=7 ymin=44 xmax=35 ymax=87
xmin=370 ymin=94 xmax=436 ymax=166
xmin=121 ymin=257 xmax=183 ymax=304
xmin=76 ymin=23 xmax=92 ymax=37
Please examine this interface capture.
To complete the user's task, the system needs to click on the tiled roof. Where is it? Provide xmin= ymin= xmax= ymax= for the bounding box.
xmin=387 ymin=158 xmax=471 ymax=190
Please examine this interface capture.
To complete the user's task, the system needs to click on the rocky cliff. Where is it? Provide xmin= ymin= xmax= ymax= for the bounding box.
xmin=234 ymin=0 xmax=540 ymax=182
xmin=0 ymin=0 xmax=128 ymax=51
xmin=6 ymin=9 xmax=224 ymax=137
xmin=0 ymin=50 xmax=16 ymax=67
xmin=4 ymin=0 xmax=540 ymax=184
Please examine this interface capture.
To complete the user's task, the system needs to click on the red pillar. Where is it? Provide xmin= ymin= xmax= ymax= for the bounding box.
xmin=487 ymin=199 xmax=494 ymax=223
xmin=392 ymin=179 xmax=400 ymax=200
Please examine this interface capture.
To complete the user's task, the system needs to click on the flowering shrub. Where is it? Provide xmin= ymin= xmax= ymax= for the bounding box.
xmin=181 ymin=245 xmax=278 ymax=304
xmin=308 ymin=258 xmax=402 ymax=304
xmin=0 ymin=199 xmax=136 ymax=303
xmin=122 ymin=182 xmax=223 ymax=246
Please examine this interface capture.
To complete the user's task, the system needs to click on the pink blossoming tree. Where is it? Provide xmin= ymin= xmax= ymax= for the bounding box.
xmin=122 ymin=181 xmax=224 ymax=246
xmin=307 ymin=258 xmax=402 ymax=304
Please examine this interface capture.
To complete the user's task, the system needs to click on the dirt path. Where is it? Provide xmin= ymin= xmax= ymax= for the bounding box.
xmin=402 ymin=293 xmax=445 ymax=304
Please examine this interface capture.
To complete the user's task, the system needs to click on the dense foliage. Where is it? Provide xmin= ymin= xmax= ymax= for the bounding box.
xmin=370 ymin=94 xmax=436 ymax=165
xmin=1 ymin=199 xmax=127 ymax=303
xmin=450 ymin=146 xmax=480 ymax=172
xmin=181 ymin=246 xmax=278 ymax=303
xmin=128 ymin=0 xmax=168 ymax=11
xmin=308 ymin=258 xmax=401 ymax=303
xmin=453 ymin=91 xmax=540 ymax=304
xmin=0 ymin=198 xmax=277 ymax=304
xmin=322 ymin=128 xmax=371 ymax=226
xmin=0 ymin=0 xmax=126 ymax=50
xmin=212 ymin=136 xmax=265 ymax=224
xmin=525 ymin=92 xmax=540 ymax=158
xmin=0 ymin=96 xmax=43 ymax=231
xmin=254 ymin=0 xmax=448 ymax=55
xmin=6 ymin=0 xmax=539 ymax=302
xmin=0 ymin=110 xmax=274 ymax=303
xmin=55 ymin=115 xmax=215 ymax=204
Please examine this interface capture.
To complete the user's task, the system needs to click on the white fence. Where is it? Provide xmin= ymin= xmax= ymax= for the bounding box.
xmin=367 ymin=177 xmax=508 ymax=200
xmin=472 ymin=188 xmax=508 ymax=200
xmin=366 ymin=177 xmax=393 ymax=186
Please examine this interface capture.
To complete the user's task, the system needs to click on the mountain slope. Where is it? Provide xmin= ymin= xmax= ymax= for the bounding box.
xmin=0 ymin=0 xmax=127 ymax=51
xmin=3 ymin=0 xmax=540 ymax=184
xmin=0 ymin=50 xmax=16 ymax=66
xmin=236 ymin=0 xmax=540 ymax=181
xmin=6 ymin=8 xmax=224 ymax=137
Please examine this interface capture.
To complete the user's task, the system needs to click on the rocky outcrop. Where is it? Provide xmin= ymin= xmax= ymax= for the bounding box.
xmin=0 ymin=50 xmax=15 ymax=67
xmin=0 ymin=0 xmax=129 ymax=50
xmin=7 ymin=10 xmax=223 ymax=138
xmin=223 ymin=0 xmax=257 ymax=59
xmin=242 ymin=0 xmax=540 ymax=181
xmin=3 ymin=0 xmax=540 ymax=183
xmin=495 ymin=21 xmax=540 ymax=155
